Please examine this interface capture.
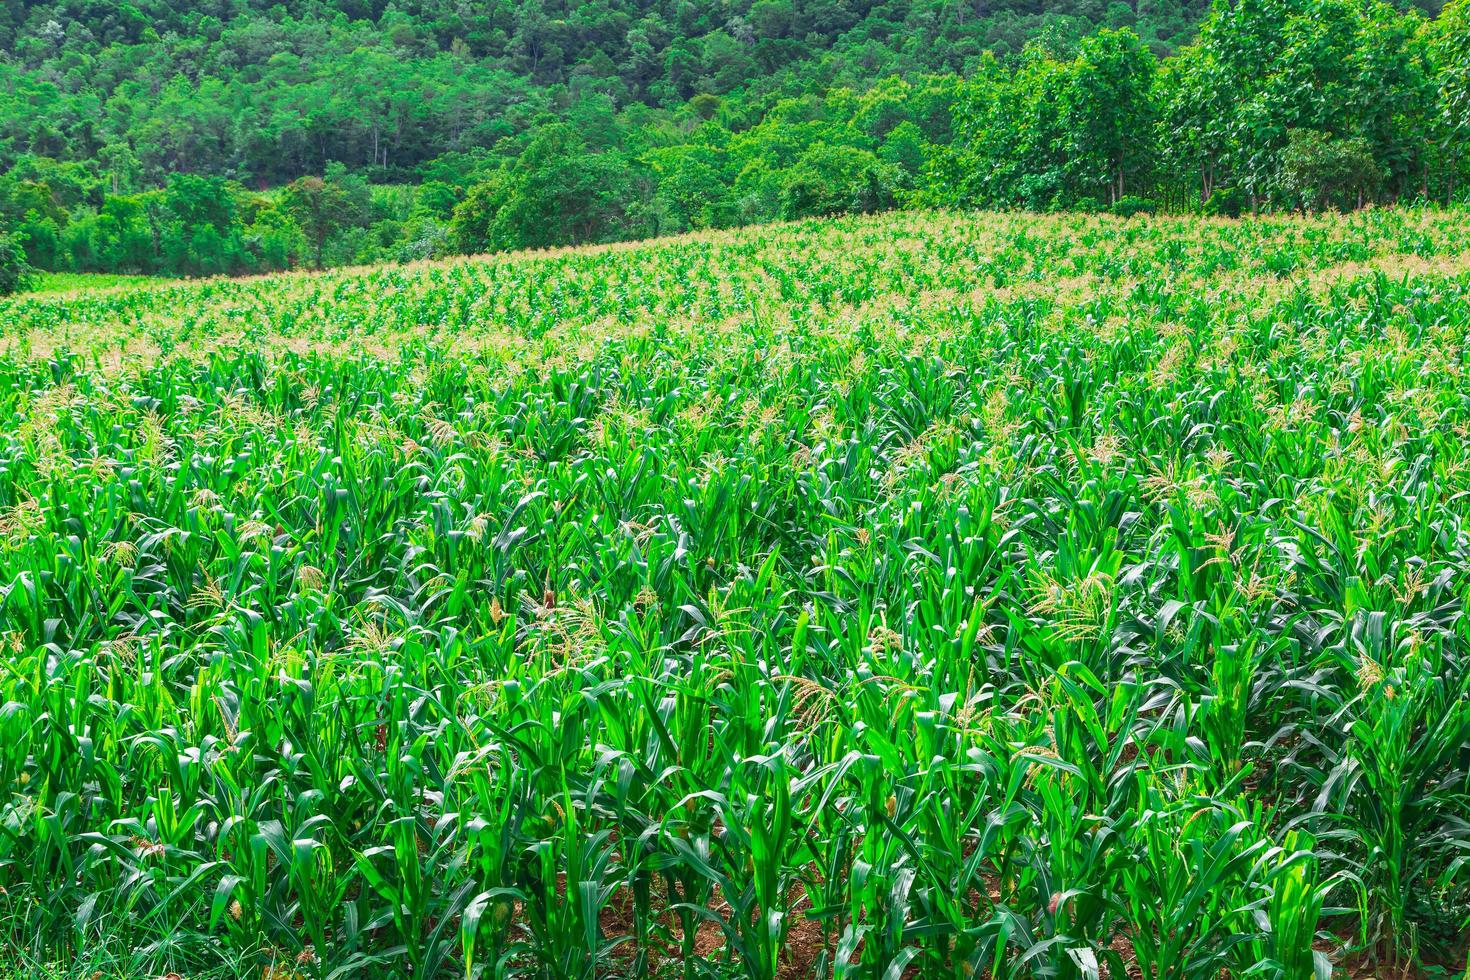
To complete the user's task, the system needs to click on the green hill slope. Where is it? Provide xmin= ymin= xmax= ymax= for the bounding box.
xmin=0 ymin=0 xmax=1216 ymax=184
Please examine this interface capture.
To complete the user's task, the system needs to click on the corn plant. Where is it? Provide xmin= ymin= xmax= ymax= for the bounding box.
xmin=0 ymin=207 xmax=1464 ymax=978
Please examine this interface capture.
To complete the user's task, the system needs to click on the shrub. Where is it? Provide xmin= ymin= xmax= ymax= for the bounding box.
xmin=779 ymin=145 xmax=899 ymax=219
xmin=0 ymin=229 xmax=34 ymax=295
xmin=1279 ymin=129 xmax=1382 ymax=212
xmin=1111 ymin=195 xmax=1157 ymax=218
xmin=1203 ymin=186 xmax=1245 ymax=218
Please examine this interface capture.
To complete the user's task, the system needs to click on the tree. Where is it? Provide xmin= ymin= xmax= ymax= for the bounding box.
xmin=1064 ymin=29 xmax=1159 ymax=204
xmin=1159 ymin=46 xmax=1229 ymax=206
xmin=282 ymin=165 xmax=369 ymax=269
xmin=779 ymin=144 xmax=899 ymax=219
xmin=412 ymin=181 xmax=459 ymax=220
xmin=1279 ymin=128 xmax=1381 ymax=211
xmin=1351 ymin=6 xmax=1436 ymax=201
xmin=1438 ymin=0 xmax=1470 ymax=201
xmin=455 ymin=125 xmax=652 ymax=253
xmin=1160 ymin=0 xmax=1432 ymax=210
xmin=449 ymin=175 xmax=509 ymax=253
xmin=0 ymin=0 xmax=1462 ymax=272
xmin=165 ymin=174 xmax=235 ymax=233
xmin=284 ymin=177 xmax=347 ymax=269
xmin=926 ymin=51 xmax=1050 ymax=210
xmin=98 ymin=143 xmax=142 ymax=196
xmin=647 ymin=143 xmax=734 ymax=233
xmin=0 ymin=228 xmax=34 ymax=296
xmin=689 ymin=93 xmax=722 ymax=120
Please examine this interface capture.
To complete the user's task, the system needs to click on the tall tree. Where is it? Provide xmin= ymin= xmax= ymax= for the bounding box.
xmin=283 ymin=172 xmax=362 ymax=269
xmin=1437 ymin=0 xmax=1470 ymax=200
xmin=1064 ymin=29 xmax=1159 ymax=203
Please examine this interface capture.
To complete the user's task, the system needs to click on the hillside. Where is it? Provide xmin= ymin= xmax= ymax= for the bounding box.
xmin=2 ymin=0 xmax=1467 ymax=289
xmin=0 ymin=208 xmax=1468 ymax=976
xmin=1 ymin=0 xmax=1215 ymax=185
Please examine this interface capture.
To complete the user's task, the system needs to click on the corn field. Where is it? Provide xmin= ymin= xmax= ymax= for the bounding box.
xmin=0 ymin=209 xmax=1468 ymax=979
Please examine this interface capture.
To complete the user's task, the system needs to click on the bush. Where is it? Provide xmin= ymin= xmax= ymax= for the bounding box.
xmin=451 ymin=126 xmax=653 ymax=253
xmin=779 ymin=145 xmax=899 ymax=220
xmin=1111 ymin=195 xmax=1157 ymax=218
xmin=0 ymin=229 xmax=34 ymax=295
xmin=1016 ymin=171 xmax=1068 ymax=211
xmin=1202 ymin=186 xmax=1245 ymax=219
xmin=1279 ymin=129 xmax=1381 ymax=212
xmin=449 ymin=177 xmax=508 ymax=253
xmin=395 ymin=217 xmax=450 ymax=262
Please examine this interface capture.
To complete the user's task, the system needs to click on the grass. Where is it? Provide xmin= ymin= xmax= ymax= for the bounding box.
xmin=20 ymin=270 xmax=169 ymax=296
xmin=0 ymin=208 xmax=1467 ymax=979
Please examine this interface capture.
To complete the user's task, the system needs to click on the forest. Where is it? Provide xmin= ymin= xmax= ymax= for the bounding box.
xmin=0 ymin=0 xmax=1466 ymax=282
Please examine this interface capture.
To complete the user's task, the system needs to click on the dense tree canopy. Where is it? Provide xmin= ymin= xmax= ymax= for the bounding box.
xmin=925 ymin=0 xmax=1453 ymax=213
xmin=0 ymin=0 xmax=1464 ymax=280
xmin=0 ymin=0 xmax=1221 ymax=187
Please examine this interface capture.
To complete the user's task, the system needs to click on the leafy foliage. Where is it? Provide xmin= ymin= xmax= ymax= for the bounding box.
xmin=0 ymin=207 xmax=1466 ymax=976
xmin=1280 ymin=129 xmax=1382 ymax=212
xmin=0 ymin=0 xmax=1215 ymax=187
xmin=1 ymin=0 xmax=1466 ymax=281
xmin=0 ymin=228 xmax=32 ymax=296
